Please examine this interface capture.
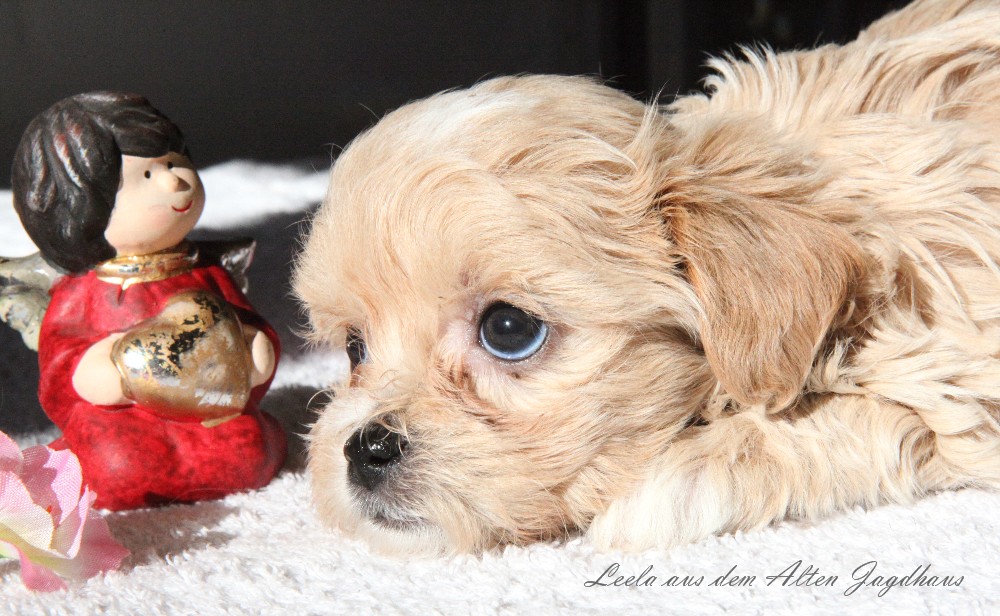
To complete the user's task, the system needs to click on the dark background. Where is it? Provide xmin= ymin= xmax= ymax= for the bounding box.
xmin=1 ymin=0 xmax=903 ymax=186
xmin=1 ymin=0 xmax=902 ymax=434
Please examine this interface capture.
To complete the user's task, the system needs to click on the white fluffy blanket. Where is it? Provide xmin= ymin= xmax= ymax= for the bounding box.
xmin=2 ymin=162 xmax=998 ymax=615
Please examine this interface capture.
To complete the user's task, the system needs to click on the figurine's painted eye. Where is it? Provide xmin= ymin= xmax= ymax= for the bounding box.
xmin=144 ymin=170 xmax=151 ymax=179
xmin=478 ymin=302 xmax=548 ymax=361
xmin=167 ymin=162 xmax=174 ymax=170
xmin=345 ymin=327 xmax=367 ymax=372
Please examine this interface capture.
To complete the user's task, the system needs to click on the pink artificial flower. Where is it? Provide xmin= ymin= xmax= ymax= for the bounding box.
xmin=0 ymin=431 xmax=129 ymax=591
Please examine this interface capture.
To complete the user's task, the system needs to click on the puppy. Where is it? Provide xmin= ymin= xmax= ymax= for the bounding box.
xmin=294 ymin=0 xmax=1000 ymax=553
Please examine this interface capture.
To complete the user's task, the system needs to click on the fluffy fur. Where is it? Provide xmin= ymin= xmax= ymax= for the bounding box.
xmin=293 ymin=0 xmax=1000 ymax=553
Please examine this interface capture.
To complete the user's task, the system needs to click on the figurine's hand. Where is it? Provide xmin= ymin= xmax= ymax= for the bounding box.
xmin=244 ymin=327 xmax=276 ymax=387
xmin=73 ymin=333 xmax=129 ymax=406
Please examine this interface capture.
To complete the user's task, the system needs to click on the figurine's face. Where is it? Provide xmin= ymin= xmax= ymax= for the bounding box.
xmin=104 ymin=153 xmax=206 ymax=256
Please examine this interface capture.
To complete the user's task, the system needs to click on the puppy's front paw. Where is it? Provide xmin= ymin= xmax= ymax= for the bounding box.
xmin=586 ymin=464 xmax=734 ymax=551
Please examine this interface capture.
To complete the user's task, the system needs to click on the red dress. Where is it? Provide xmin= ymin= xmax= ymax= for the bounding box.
xmin=38 ymin=262 xmax=287 ymax=510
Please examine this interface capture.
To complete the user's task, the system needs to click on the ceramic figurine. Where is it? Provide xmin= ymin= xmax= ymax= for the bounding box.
xmin=2 ymin=92 xmax=287 ymax=510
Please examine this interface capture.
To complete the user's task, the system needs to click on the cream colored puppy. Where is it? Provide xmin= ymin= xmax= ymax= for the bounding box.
xmin=294 ymin=0 xmax=1000 ymax=553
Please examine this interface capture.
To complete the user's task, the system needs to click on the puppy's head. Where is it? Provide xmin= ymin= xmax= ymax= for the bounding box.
xmin=294 ymin=75 xmax=864 ymax=553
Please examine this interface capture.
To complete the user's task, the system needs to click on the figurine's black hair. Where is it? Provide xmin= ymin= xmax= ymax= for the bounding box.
xmin=11 ymin=92 xmax=189 ymax=273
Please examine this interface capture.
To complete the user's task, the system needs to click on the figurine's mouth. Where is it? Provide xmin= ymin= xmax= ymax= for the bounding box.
xmin=172 ymin=200 xmax=193 ymax=213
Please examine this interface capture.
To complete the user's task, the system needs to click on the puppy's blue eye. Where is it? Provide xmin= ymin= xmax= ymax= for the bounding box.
xmin=478 ymin=302 xmax=548 ymax=361
xmin=346 ymin=327 xmax=367 ymax=371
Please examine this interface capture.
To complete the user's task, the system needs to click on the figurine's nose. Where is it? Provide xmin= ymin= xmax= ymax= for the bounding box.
xmin=156 ymin=169 xmax=190 ymax=192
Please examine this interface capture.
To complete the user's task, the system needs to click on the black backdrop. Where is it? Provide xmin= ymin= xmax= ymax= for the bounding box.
xmin=1 ymin=0 xmax=903 ymax=186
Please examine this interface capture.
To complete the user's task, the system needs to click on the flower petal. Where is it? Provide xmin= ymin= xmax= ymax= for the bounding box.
xmin=67 ymin=507 xmax=129 ymax=578
xmin=23 ymin=504 xmax=129 ymax=582
xmin=0 ymin=432 xmax=128 ymax=592
xmin=0 ymin=539 xmax=18 ymax=559
xmin=49 ymin=487 xmax=92 ymax=559
xmin=9 ymin=543 xmax=68 ymax=592
xmin=0 ymin=471 xmax=55 ymax=551
xmin=0 ymin=432 xmax=23 ymax=474
xmin=21 ymin=446 xmax=82 ymax=526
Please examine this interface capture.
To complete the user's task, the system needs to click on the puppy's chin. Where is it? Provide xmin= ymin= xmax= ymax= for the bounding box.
xmin=314 ymin=480 xmax=450 ymax=557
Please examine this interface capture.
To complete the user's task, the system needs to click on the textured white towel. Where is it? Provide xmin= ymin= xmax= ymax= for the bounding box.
xmin=1 ymin=162 xmax=997 ymax=615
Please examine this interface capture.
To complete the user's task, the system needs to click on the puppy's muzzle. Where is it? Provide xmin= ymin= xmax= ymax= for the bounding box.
xmin=344 ymin=422 xmax=408 ymax=491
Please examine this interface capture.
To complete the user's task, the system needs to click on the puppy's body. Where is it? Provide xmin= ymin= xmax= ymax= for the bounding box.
xmin=295 ymin=0 xmax=1000 ymax=552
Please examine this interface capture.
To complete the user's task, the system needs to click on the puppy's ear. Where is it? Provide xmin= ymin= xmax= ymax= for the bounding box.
xmin=661 ymin=124 xmax=866 ymax=411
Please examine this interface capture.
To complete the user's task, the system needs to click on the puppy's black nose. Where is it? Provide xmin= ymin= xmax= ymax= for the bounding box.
xmin=344 ymin=423 xmax=407 ymax=491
